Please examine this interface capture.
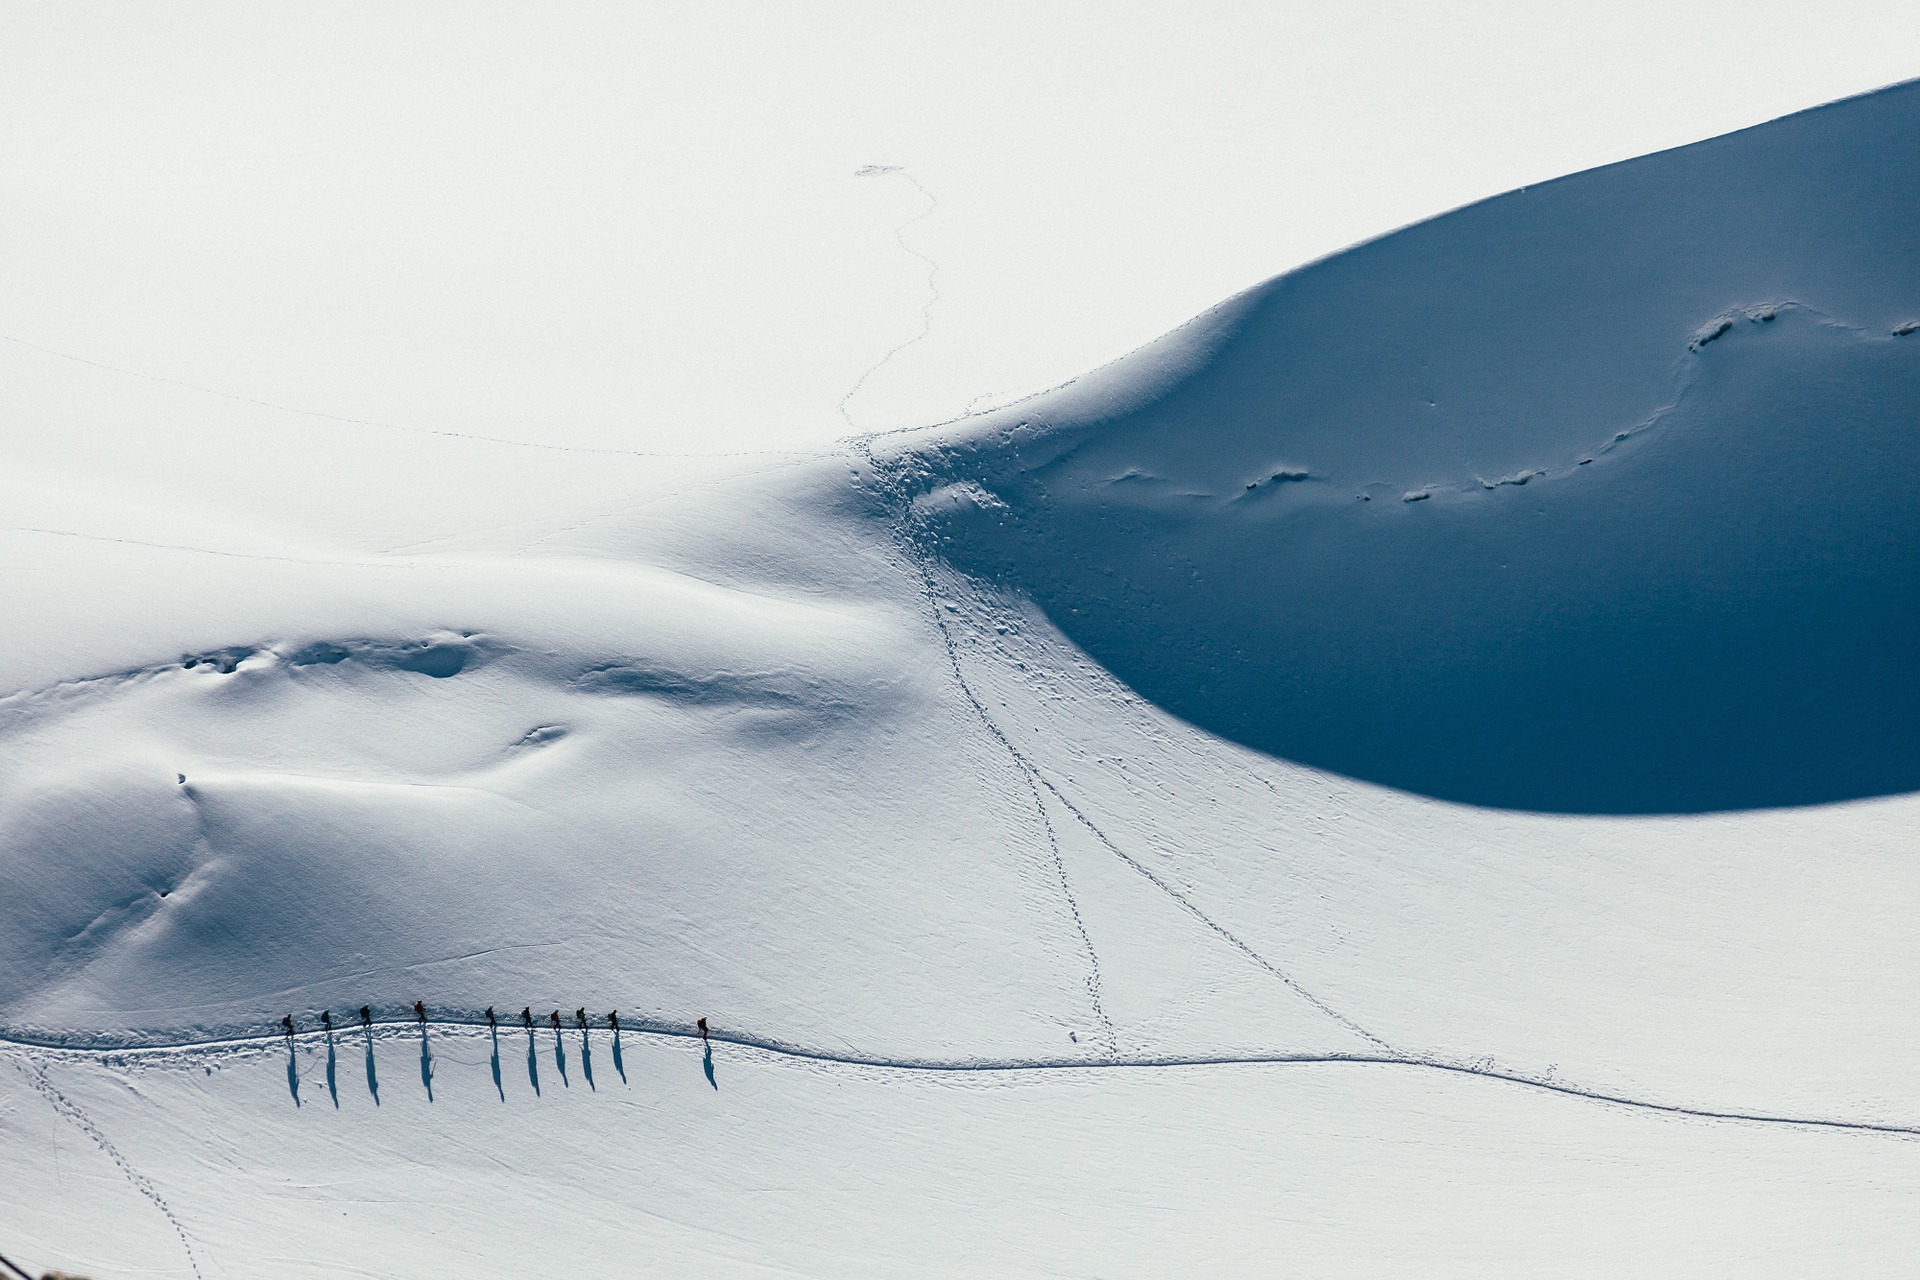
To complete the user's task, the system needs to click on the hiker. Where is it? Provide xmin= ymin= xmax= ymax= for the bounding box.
xmin=697 ymin=1016 xmax=709 ymax=1042
xmin=486 ymin=1006 xmax=497 ymax=1028
xmin=413 ymin=1000 xmax=426 ymax=1024
xmin=608 ymin=1010 xmax=619 ymax=1031
xmin=282 ymin=1014 xmax=295 ymax=1039
xmin=575 ymin=1007 xmax=587 ymax=1030
xmin=549 ymin=1010 xmax=561 ymax=1031
xmin=321 ymin=1010 xmax=333 ymax=1032
xmin=360 ymin=1005 xmax=372 ymax=1028
xmin=521 ymin=1007 xmax=533 ymax=1029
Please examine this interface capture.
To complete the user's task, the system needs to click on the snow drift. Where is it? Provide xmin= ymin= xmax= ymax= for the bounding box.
xmin=880 ymin=80 xmax=1920 ymax=813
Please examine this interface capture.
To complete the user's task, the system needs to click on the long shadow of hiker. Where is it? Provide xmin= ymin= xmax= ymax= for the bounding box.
xmin=702 ymin=1043 xmax=717 ymax=1091
xmin=363 ymin=1025 xmax=380 ymax=1106
xmin=285 ymin=1038 xmax=301 ymax=1107
xmin=612 ymin=1026 xmax=627 ymax=1085
xmin=525 ymin=1024 xmax=541 ymax=1096
xmin=580 ymin=1025 xmax=596 ymax=1092
xmin=325 ymin=1029 xmax=339 ymax=1108
xmin=418 ymin=1023 xmax=435 ymax=1102
xmin=490 ymin=1025 xmax=505 ymax=1102
xmin=552 ymin=1022 xmax=569 ymax=1087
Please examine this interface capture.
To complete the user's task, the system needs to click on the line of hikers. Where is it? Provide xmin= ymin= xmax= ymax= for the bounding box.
xmin=279 ymin=1005 xmax=710 ymax=1043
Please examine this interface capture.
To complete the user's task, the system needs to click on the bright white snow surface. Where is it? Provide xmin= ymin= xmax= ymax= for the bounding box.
xmin=5 ymin=81 xmax=1920 ymax=1278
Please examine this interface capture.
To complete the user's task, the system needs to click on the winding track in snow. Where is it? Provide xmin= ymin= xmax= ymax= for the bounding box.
xmin=4 ymin=1022 xmax=1915 ymax=1140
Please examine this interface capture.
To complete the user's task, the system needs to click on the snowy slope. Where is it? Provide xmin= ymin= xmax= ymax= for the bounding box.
xmin=878 ymin=79 xmax=1920 ymax=814
xmin=5 ymin=80 xmax=1920 ymax=1280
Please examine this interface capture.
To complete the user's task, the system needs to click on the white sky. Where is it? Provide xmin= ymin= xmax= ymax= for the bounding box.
xmin=3 ymin=2 xmax=1916 ymax=452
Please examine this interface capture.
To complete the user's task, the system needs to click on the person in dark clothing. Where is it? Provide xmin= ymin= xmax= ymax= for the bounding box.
xmin=521 ymin=1006 xmax=533 ymax=1029
xmin=486 ymin=1006 xmax=497 ymax=1028
xmin=360 ymin=1005 xmax=372 ymax=1028
xmin=321 ymin=1010 xmax=333 ymax=1032
xmin=413 ymin=1000 xmax=426 ymax=1024
xmin=282 ymin=1014 xmax=295 ymax=1039
xmin=697 ymin=1016 xmax=709 ymax=1042
xmin=608 ymin=1010 xmax=620 ymax=1031
xmin=549 ymin=1010 xmax=561 ymax=1031
xmin=575 ymin=1008 xmax=587 ymax=1030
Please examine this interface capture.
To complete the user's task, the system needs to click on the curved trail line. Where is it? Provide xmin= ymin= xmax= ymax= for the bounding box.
xmin=18 ymin=1060 xmax=206 ymax=1277
xmin=5 ymin=1024 xmax=1915 ymax=1141
xmin=839 ymin=167 xmax=941 ymax=432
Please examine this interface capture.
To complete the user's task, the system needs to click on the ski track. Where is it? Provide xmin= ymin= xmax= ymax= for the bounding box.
xmin=3 ymin=1022 xmax=1915 ymax=1141
xmin=18 ymin=1058 xmax=206 ymax=1277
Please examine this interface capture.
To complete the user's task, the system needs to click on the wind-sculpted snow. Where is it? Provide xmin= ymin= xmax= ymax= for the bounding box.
xmin=879 ymin=82 xmax=1920 ymax=813
xmin=0 ymin=597 xmax=1127 ymax=1056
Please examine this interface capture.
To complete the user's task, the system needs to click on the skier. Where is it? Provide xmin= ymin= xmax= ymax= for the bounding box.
xmin=521 ymin=1007 xmax=533 ymax=1029
xmin=486 ymin=1006 xmax=497 ymax=1028
xmin=360 ymin=1005 xmax=372 ymax=1028
xmin=282 ymin=1014 xmax=295 ymax=1040
xmin=697 ymin=1016 xmax=709 ymax=1042
xmin=413 ymin=1000 xmax=426 ymax=1024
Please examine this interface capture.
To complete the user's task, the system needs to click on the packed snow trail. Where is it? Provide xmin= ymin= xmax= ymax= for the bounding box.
xmin=4 ymin=1023 xmax=1916 ymax=1140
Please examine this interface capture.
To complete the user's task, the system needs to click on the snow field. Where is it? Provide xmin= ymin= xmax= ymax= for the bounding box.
xmin=6 ymin=1027 xmax=1920 ymax=1280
